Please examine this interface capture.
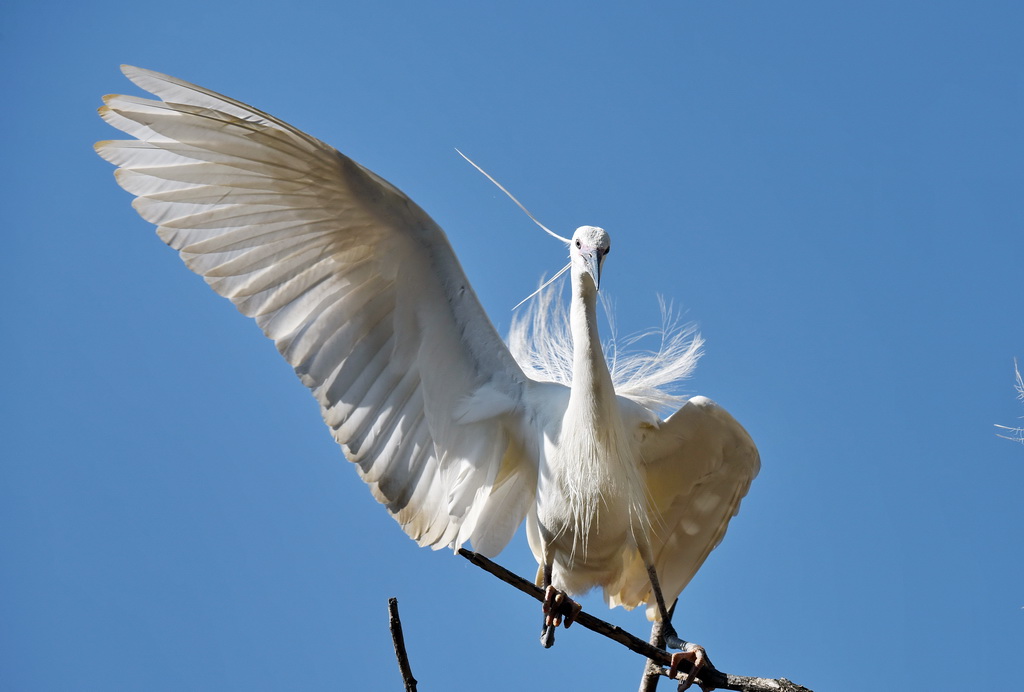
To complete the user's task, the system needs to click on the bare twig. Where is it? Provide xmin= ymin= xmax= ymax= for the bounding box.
xmin=638 ymin=616 xmax=668 ymax=692
xmin=388 ymin=598 xmax=418 ymax=692
xmin=457 ymin=549 xmax=812 ymax=692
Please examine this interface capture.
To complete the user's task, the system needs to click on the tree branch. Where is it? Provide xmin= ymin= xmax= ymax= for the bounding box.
xmin=388 ymin=597 xmax=418 ymax=692
xmin=457 ymin=549 xmax=812 ymax=692
xmin=638 ymin=616 xmax=669 ymax=692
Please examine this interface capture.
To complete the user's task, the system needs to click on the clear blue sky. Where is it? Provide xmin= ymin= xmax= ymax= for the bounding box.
xmin=3 ymin=2 xmax=1021 ymax=690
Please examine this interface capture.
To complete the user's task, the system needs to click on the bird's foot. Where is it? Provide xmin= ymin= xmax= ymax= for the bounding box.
xmin=667 ymin=642 xmax=713 ymax=692
xmin=543 ymin=585 xmax=582 ymax=628
xmin=539 ymin=585 xmax=581 ymax=648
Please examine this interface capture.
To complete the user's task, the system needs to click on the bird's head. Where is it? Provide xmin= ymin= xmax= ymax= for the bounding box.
xmin=570 ymin=225 xmax=611 ymax=292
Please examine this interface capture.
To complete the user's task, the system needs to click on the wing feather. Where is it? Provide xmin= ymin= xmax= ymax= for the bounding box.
xmin=98 ymin=66 xmax=538 ymax=555
xmin=608 ymin=396 xmax=759 ymax=618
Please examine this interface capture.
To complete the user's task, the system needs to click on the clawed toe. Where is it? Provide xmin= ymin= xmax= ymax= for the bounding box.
xmin=543 ymin=585 xmax=581 ymax=628
xmin=668 ymin=643 xmax=712 ymax=691
xmin=540 ymin=585 xmax=581 ymax=647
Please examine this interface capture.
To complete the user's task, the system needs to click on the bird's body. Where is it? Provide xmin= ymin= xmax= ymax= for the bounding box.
xmin=528 ymin=228 xmax=650 ymax=597
xmin=96 ymin=67 xmax=759 ymax=666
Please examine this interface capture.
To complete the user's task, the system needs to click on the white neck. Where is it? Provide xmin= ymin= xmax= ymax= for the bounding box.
xmin=568 ymin=273 xmax=615 ymax=418
xmin=559 ymin=269 xmax=652 ymax=557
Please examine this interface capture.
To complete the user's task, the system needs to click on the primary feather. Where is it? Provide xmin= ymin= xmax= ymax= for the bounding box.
xmin=97 ymin=66 xmax=759 ymax=620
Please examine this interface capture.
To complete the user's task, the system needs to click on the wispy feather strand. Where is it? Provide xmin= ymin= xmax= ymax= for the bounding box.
xmin=508 ymin=278 xmax=704 ymax=414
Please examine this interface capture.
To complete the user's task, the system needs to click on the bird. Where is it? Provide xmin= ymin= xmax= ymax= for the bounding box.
xmin=96 ymin=66 xmax=760 ymax=688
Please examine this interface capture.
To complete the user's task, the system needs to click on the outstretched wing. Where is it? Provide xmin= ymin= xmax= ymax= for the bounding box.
xmin=96 ymin=66 xmax=537 ymax=556
xmin=609 ymin=396 xmax=759 ymax=618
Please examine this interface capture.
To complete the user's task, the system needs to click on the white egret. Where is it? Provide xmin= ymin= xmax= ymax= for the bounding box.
xmin=97 ymin=67 xmax=759 ymax=687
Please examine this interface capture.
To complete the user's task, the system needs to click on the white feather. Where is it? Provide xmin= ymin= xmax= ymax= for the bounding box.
xmin=98 ymin=66 xmax=534 ymax=557
xmin=509 ymin=280 xmax=704 ymax=413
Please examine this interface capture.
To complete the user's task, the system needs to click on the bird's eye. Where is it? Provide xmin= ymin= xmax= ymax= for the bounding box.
xmin=605 ymin=246 xmax=610 ymax=255
xmin=575 ymin=239 xmax=581 ymax=249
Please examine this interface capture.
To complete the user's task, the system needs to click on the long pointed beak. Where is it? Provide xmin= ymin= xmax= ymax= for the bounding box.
xmin=582 ymin=249 xmax=602 ymax=290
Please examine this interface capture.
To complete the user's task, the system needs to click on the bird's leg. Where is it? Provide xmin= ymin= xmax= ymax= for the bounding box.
xmin=540 ymin=562 xmax=557 ymax=648
xmin=539 ymin=562 xmax=581 ymax=648
xmin=646 ymin=565 xmax=713 ymax=691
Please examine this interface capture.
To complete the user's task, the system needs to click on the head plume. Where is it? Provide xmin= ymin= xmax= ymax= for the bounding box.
xmin=456 ymin=149 xmax=570 ymax=244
